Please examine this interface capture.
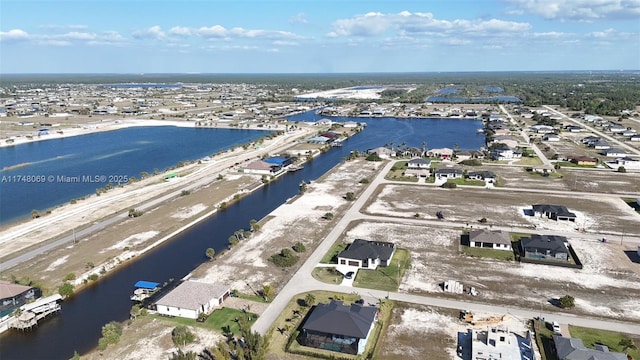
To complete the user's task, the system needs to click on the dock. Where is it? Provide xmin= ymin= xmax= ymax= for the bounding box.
xmin=131 ymin=280 xmax=161 ymax=302
xmin=10 ymin=294 xmax=62 ymax=331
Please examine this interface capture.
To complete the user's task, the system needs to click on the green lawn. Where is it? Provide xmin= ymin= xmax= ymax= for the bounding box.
xmin=462 ymin=246 xmax=515 ymax=261
xmin=533 ymin=319 xmax=558 ymax=360
xmin=569 ymin=325 xmax=640 ymax=359
xmin=320 ymin=241 xmax=349 ymax=264
xmin=514 ymin=157 xmax=543 ymax=166
xmin=385 ymin=161 xmax=419 ymax=182
xmin=311 ymin=267 xmax=344 ymax=284
xmin=353 ymin=248 xmax=410 ymax=292
xmin=151 ymin=307 xmax=257 ymax=335
xmin=447 ymin=178 xmax=485 ymax=186
xmin=556 ymin=161 xmax=596 ymax=168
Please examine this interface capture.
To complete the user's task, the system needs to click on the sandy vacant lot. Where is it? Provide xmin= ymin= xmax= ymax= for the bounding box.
xmin=363 ymin=184 xmax=640 ymax=236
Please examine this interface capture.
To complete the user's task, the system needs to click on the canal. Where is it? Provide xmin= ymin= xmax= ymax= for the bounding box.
xmin=0 ymin=115 xmax=483 ymax=359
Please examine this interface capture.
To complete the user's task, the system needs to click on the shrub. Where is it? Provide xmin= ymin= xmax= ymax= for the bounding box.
xmin=58 ymin=282 xmax=74 ymax=298
xmin=270 ymin=248 xmax=300 ymax=267
xmin=345 ymin=192 xmax=356 ymax=201
xmin=359 ymin=178 xmax=370 ymax=184
xmin=64 ymin=272 xmax=76 ymax=281
xmin=618 ymin=166 xmax=626 ymax=173
xmin=365 ymin=153 xmax=381 ymax=161
xmin=97 ymin=321 xmax=123 ymax=351
xmin=441 ymin=181 xmax=457 ymax=188
xmin=292 ymin=242 xmax=306 ymax=253
xmin=181 ymin=190 xmax=190 ymax=196
xmin=558 ymin=295 xmax=575 ymax=309
xmin=171 ymin=325 xmax=196 ymax=347
xmin=478 ymin=217 xmax=488 ymax=223
xmin=89 ymin=274 xmax=99 ymax=281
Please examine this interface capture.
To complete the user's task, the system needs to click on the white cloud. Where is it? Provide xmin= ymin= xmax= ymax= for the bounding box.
xmin=197 ymin=25 xmax=228 ymax=38
xmin=272 ymin=40 xmax=299 ymax=46
xmin=132 ymin=25 xmax=165 ymax=40
xmin=507 ymin=0 xmax=640 ymax=20
xmin=41 ymin=40 xmax=72 ymax=46
xmin=326 ymin=11 xmax=531 ymax=38
xmin=289 ymin=13 xmax=308 ymax=24
xmin=0 ymin=29 xmax=30 ymax=42
xmin=169 ymin=26 xmax=192 ymax=36
xmin=62 ymin=32 xmax=97 ymax=40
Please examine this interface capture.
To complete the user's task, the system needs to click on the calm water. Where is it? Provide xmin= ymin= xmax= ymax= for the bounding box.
xmin=0 ymin=114 xmax=484 ymax=359
xmin=0 ymin=126 xmax=267 ymax=224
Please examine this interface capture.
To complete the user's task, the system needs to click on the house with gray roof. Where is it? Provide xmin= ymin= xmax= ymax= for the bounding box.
xmin=532 ymin=204 xmax=576 ymax=222
xmin=300 ymin=300 xmax=378 ymax=355
xmin=553 ymin=335 xmax=627 ymax=360
xmin=520 ymin=234 xmax=569 ymax=261
xmin=469 ymin=230 xmax=512 ymax=251
xmin=155 ymin=280 xmax=230 ymax=319
xmin=434 ymin=168 xmax=463 ymax=180
xmin=337 ymin=239 xmax=396 ymax=269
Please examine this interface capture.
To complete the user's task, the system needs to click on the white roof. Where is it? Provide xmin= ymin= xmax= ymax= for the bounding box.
xmin=156 ymin=281 xmax=229 ymax=310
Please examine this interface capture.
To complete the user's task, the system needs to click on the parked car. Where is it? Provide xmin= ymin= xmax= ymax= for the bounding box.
xmin=345 ymin=271 xmax=354 ymax=279
xmin=552 ymin=321 xmax=561 ymax=334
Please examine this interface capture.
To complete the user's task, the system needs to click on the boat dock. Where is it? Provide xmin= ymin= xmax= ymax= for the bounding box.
xmin=6 ymin=294 xmax=63 ymax=331
xmin=131 ymin=280 xmax=161 ymax=302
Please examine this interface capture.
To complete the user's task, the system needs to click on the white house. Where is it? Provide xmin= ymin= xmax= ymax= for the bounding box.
xmin=601 ymin=148 xmax=627 ymax=157
xmin=606 ymin=157 xmax=640 ymax=170
xmin=469 ymin=230 xmax=512 ymax=251
xmin=407 ymin=158 xmax=431 ymax=169
xmin=434 ymin=168 xmax=463 ymax=179
xmin=490 ymin=147 xmax=522 ymax=161
xmin=543 ymin=134 xmax=560 ymax=142
xmin=337 ymin=239 xmax=396 ymax=270
xmin=155 ymin=281 xmax=230 ymax=319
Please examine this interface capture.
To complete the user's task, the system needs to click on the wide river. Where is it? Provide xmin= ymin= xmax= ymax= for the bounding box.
xmin=0 ymin=114 xmax=483 ymax=359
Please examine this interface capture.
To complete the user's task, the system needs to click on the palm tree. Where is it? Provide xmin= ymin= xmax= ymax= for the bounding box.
xmin=305 ymin=293 xmax=316 ymax=307
xmin=261 ymin=284 xmax=274 ymax=301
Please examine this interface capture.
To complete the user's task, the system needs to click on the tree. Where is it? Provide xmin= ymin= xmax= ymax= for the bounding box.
xmin=130 ymin=304 xmax=141 ymax=320
xmin=249 ymin=219 xmax=261 ymax=232
xmin=58 ymin=282 xmax=74 ymax=298
xmin=97 ymin=321 xmax=123 ymax=351
xmin=304 ymin=293 xmax=316 ymax=307
xmin=441 ymin=181 xmax=457 ymax=188
xmin=261 ymin=284 xmax=274 ymax=301
xmin=205 ymin=247 xmax=215 ymax=261
xmin=617 ymin=166 xmax=626 ymax=173
xmin=323 ymin=212 xmax=334 ymax=220
xmin=171 ymin=325 xmax=196 ymax=348
xmin=345 ymin=192 xmax=356 ymax=201
xmin=31 ymin=209 xmax=40 ymax=219
xmin=168 ymin=349 xmax=197 ymax=360
xmin=619 ymin=337 xmax=637 ymax=353
xmin=558 ymin=294 xmax=575 ymax=309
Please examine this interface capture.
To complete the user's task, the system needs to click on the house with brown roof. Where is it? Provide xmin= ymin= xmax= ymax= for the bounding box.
xmin=0 ymin=281 xmax=40 ymax=317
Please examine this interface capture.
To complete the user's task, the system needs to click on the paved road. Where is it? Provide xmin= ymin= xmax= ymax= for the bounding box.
xmin=543 ymin=105 xmax=640 ymax=156
xmin=500 ymin=104 xmax=552 ymax=168
xmin=251 ymin=160 xmax=640 ymax=336
xmin=0 ymin=127 xmax=314 ymax=272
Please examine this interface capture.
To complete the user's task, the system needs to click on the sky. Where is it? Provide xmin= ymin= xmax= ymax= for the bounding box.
xmin=0 ymin=0 xmax=639 ymax=73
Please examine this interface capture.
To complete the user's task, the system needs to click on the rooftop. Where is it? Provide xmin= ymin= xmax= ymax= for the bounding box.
xmin=302 ymin=300 xmax=377 ymax=339
xmin=155 ymin=280 xmax=229 ymax=311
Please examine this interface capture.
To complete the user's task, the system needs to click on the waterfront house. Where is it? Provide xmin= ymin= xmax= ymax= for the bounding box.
xmin=243 ymin=160 xmax=281 ymax=175
xmin=468 ymin=230 xmax=512 ymax=251
xmin=0 ymin=281 xmax=41 ymax=318
xmin=366 ymin=147 xmax=395 ymax=159
xmin=155 ymin=280 xmax=230 ymax=320
xmin=300 ymin=300 xmax=378 ymax=355
xmin=520 ymin=234 xmax=569 ymax=261
xmin=490 ymin=146 xmax=522 ymax=161
xmin=427 ymin=148 xmax=454 ymax=160
xmin=531 ymin=204 xmax=576 ymax=222
xmin=337 ymin=239 xmax=396 ymax=269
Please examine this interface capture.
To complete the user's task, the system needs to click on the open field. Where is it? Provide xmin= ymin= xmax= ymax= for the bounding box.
xmin=364 ymin=183 xmax=640 ymax=236
xmin=342 ymin=220 xmax=640 ymax=322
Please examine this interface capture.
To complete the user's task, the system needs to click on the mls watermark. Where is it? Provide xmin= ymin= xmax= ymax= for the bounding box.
xmin=1 ymin=174 xmax=129 ymax=184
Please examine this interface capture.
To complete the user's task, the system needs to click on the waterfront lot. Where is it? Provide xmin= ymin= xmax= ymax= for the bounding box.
xmin=363 ymin=183 xmax=640 ymax=236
